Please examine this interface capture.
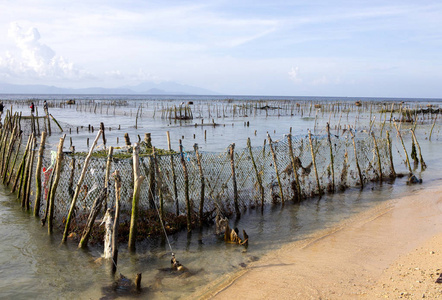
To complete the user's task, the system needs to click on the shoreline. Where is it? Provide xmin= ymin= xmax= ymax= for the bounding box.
xmin=193 ymin=183 xmax=442 ymax=299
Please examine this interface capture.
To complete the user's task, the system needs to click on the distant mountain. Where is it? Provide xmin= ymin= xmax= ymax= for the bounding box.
xmin=0 ymin=81 xmax=218 ymax=95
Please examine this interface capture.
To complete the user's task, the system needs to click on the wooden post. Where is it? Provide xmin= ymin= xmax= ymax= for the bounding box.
xmin=1 ymin=125 xmax=18 ymax=179
xmin=6 ymin=134 xmax=22 ymax=186
xmin=100 ymin=122 xmax=106 ymax=149
xmin=229 ymin=143 xmax=240 ymax=215
xmin=194 ymin=144 xmax=205 ymax=226
xmin=128 ymin=143 xmax=145 ymax=252
xmin=308 ymin=130 xmax=324 ymax=195
xmin=393 ymin=122 xmax=412 ymax=174
xmin=62 ymin=130 xmax=103 ymax=242
xmin=267 ymin=134 xmax=285 ymax=203
xmin=124 ymin=133 xmax=131 ymax=146
xmin=429 ymin=114 xmax=437 ymax=141
xmin=104 ymin=147 xmax=113 ymax=211
xmin=386 ymin=131 xmax=396 ymax=177
xmin=410 ymin=129 xmax=426 ymax=171
xmin=247 ymin=138 xmax=265 ymax=209
xmin=152 ymin=147 xmax=164 ymax=220
xmin=49 ymin=114 xmax=63 ymax=132
xmin=20 ymin=134 xmax=34 ymax=206
xmin=349 ymin=129 xmax=364 ymax=188
xmin=34 ymin=131 xmax=47 ymax=216
xmin=166 ymin=132 xmax=179 ymax=215
xmin=179 ymin=139 xmax=192 ymax=232
xmin=326 ymin=123 xmax=335 ymax=192
xmin=78 ymin=188 xmax=107 ymax=248
xmin=48 ymin=134 xmax=66 ymax=234
xmin=111 ymin=170 xmax=121 ymax=275
xmin=24 ymin=135 xmax=37 ymax=210
xmin=11 ymin=135 xmax=32 ymax=194
xmin=371 ymin=132 xmax=383 ymax=182
xmin=287 ymin=134 xmax=302 ymax=202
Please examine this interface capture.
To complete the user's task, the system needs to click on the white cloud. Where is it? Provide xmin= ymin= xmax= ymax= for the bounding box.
xmin=288 ymin=66 xmax=302 ymax=83
xmin=0 ymin=22 xmax=88 ymax=81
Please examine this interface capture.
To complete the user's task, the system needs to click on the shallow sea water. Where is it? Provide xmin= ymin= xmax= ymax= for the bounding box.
xmin=0 ymin=95 xmax=440 ymax=299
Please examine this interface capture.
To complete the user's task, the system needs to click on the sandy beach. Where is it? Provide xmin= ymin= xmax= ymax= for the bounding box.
xmin=195 ymin=184 xmax=442 ymax=299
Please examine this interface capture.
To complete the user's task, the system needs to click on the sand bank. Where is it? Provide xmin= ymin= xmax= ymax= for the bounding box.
xmin=196 ymin=184 xmax=442 ymax=299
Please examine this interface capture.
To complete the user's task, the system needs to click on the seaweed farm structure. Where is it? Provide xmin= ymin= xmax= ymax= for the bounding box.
xmin=0 ymin=98 xmax=438 ymax=258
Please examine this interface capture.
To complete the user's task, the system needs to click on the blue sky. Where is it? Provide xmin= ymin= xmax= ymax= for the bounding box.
xmin=0 ymin=0 xmax=441 ymax=97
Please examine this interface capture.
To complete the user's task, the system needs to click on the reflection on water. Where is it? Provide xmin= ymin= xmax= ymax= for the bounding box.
xmin=0 ymin=173 xmax=433 ymax=299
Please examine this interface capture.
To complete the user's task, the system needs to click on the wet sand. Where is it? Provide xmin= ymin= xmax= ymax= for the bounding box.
xmin=195 ymin=184 xmax=442 ymax=299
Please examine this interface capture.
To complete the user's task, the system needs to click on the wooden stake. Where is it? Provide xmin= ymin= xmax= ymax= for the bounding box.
xmin=393 ymin=122 xmax=412 ymax=174
xmin=229 ymin=143 xmax=240 ymax=215
xmin=287 ymin=134 xmax=302 ymax=202
xmin=326 ymin=123 xmax=335 ymax=192
xmin=62 ymin=130 xmax=103 ymax=242
xmin=34 ymin=131 xmax=47 ymax=216
xmin=48 ymin=134 xmax=66 ymax=234
xmin=128 ymin=143 xmax=145 ymax=251
xmin=166 ymin=132 xmax=179 ymax=215
xmin=371 ymin=132 xmax=383 ymax=182
xmin=78 ymin=188 xmax=107 ymax=248
xmin=194 ymin=144 xmax=205 ymax=226
xmin=179 ymin=139 xmax=191 ymax=232
xmin=386 ymin=130 xmax=396 ymax=177
xmin=349 ymin=128 xmax=364 ymax=188
xmin=111 ymin=169 xmax=121 ymax=275
xmin=410 ymin=129 xmax=426 ymax=171
xmin=267 ymin=134 xmax=285 ymax=203
xmin=247 ymin=138 xmax=265 ymax=209
xmin=308 ymin=130 xmax=324 ymax=195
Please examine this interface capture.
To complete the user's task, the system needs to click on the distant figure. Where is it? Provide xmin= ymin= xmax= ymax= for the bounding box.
xmin=43 ymin=100 xmax=48 ymax=114
xmin=30 ymin=102 xmax=35 ymax=114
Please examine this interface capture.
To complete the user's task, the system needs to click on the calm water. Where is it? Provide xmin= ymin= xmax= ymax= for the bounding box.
xmin=0 ymin=94 xmax=440 ymax=299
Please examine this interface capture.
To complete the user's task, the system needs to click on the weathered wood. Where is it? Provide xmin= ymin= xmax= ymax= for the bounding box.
xmin=267 ymin=134 xmax=285 ymax=203
xmin=24 ymin=135 xmax=37 ymax=210
xmin=393 ymin=122 xmax=412 ymax=174
xmin=166 ymin=131 xmax=179 ymax=215
xmin=386 ymin=131 xmax=396 ymax=177
xmin=49 ymin=114 xmax=63 ymax=132
xmin=247 ymin=138 xmax=264 ymax=209
xmin=152 ymin=147 xmax=164 ymax=219
xmin=111 ymin=169 xmax=121 ymax=274
xmin=104 ymin=146 xmax=113 ymax=211
xmin=287 ymin=134 xmax=302 ymax=202
xmin=429 ymin=114 xmax=437 ymax=141
xmin=6 ymin=134 xmax=22 ymax=186
xmin=179 ymin=139 xmax=191 ymax=232
xmin=229 ymin=143 xmax=240 ymax=215
xmin=349 ymin=128 xmax=364 ymax=188
xmin=128 ymin=143 xmax=145 ymax=252
xmin=11 ymin=135 xmax=32 ymax=194
xmin=410 ymin=129 xmax=426 ymax=171
xmin=194 ymin=144 xmax=205 ymax=226
xmin=371 ymin=132 xmax=383 ymax=182
xmin=308 ymin=130 xmax=324 ymax=195
xmin=78 ymin=188 xmax=107 ymax=248
xmin=326 ymin=123 xmax=335 ymax=192
xmin=62 ymin=130 xmax=103 ymax=242
xmin=48 ymin=134 xmax=66 ymax=234
xmin=1 ymin=125 xmax=18 ymax=179
xmin=33 ymin=131 xmax=47 ymax=216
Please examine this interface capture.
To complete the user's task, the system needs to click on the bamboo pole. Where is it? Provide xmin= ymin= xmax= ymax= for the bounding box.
xmin=128 ymin=143 xmax=145 ymax=252
xmin=194 ymin=144 xmax=205 ymax=226
xmin=371 ymin=132 xmax=383 ymax=182
xmin=287 ymin=134 xmax=302 ymax=202
xmin=78 ymin=188 xmax=107 ymax=248
xmin=62 ymin=130 xmax=103 ymax=242
xmin=429 ymin=114 xmax=437 ymax=141
xmin=179 ymin=139 xmax=191 ymax=232
xmin=1 ymin=125 xmax=17 ymax=179
xmin=111 ymin=169 xmax=121 ymax=275
xmin=34 ymin=131 xmax=47 ymax=216
xmin=326 ymin=123 xmax=335 ymax=193
xmin=152 ymin=147 xmax=164 ymax=220
xmin=308 ymin=130 xmax=324 ymax=195
xmin=247 ymin=138 xmax=265 ymax=209
xmin=48 ymin=134 xmax=66 ymax=234
xmin=349 ymin=128 xmax=364 ymax=188
xmin=229 ymin=143 xmax=240 ymax=215
xmin=410 ymin=129 xmax=427 ymax=171
xmin=166 ymin=132 xmax=179 ymax=215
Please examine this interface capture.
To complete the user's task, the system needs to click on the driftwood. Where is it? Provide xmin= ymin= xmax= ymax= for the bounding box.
xmin=224 ymin=222 xmax=248 ymax=246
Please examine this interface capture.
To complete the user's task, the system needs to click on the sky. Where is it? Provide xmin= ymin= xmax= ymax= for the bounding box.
xmin=0 ymin=0 xmax=442 ymax=98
